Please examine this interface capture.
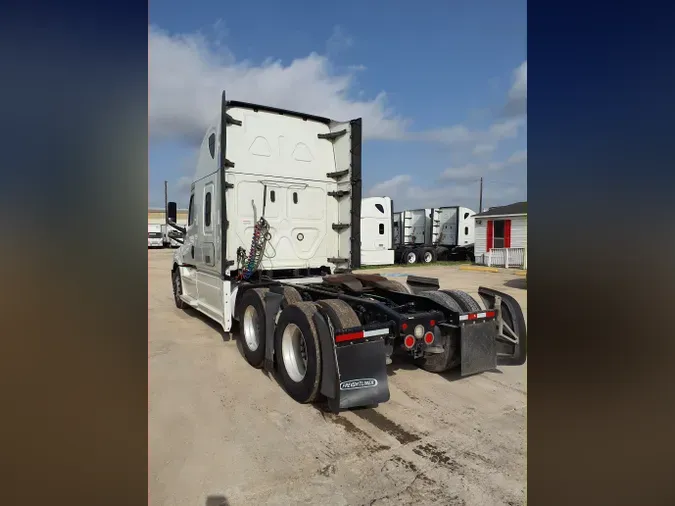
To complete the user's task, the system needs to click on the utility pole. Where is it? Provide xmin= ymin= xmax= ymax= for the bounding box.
xmin=164 ymin=180 xmax=168 ymax=224
xmin=478 ymin=177 xmax=483 ymax=212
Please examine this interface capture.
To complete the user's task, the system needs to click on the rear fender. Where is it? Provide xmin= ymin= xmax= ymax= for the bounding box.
xmin=405 ymin=275 xmax=440 ymax=294
xmin=477 ymin=287 xmax=527 ymax=366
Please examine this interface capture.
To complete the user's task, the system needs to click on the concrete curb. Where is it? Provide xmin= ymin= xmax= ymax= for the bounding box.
xmin=459 ymin=265 xmax=500 ymax=273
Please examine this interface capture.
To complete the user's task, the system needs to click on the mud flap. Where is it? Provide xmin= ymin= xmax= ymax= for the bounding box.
xmin=405 ymin=275 xmax=440 ymax=294
xmin=460 ymin=319 xmax=498 ymax=376
xmin=313 ymin=312 xmax=390 ymax=413
xmin=477 ymin=287 xmax=527 ymax=366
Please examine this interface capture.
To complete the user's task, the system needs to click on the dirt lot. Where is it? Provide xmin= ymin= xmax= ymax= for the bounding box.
xmin=149 ymin=249 xmax=527 ymax=506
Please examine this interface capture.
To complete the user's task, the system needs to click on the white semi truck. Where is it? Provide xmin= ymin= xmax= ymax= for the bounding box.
xmin=167 ymin=92 xmax=526 ymax=412
xmin=148 ymin=224 xmax=164 ymax=248
xmin=393 ymin=207 xmax=476 ymax=264
xmin=360 ymin=196 xmax=395 ymax=266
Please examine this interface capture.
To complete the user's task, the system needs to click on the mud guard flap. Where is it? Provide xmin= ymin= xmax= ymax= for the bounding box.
xmin=460 ymin=320 xmax=498 ymax=376
xmin=405 ymin=275 xmax=440 ymax=294
xmin=312 ymin=312 xmax=390 ymax=413
xmin=477 ymin=286 xmax=527 ymax=366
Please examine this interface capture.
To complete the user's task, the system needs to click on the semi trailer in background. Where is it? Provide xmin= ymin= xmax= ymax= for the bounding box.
xmin=148 ymin=224 xmax=164 ymax=248
xmin=360 ymin=196 xmax=395 ymax=266
xmin=166 ymin=92 xmax=526 ymax=412
xmin=393 ymin=207 xmax=476 ymax=264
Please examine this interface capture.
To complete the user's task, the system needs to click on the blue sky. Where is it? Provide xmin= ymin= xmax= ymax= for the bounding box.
xmin=149 ymin=0 xmax=527 ymax=211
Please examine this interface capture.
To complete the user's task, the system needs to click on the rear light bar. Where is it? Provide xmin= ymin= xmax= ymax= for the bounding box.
xmin=458 ymin=310 xmax=496 ymax=322
xmin=335 ymin=327 xmax=390 ymax=343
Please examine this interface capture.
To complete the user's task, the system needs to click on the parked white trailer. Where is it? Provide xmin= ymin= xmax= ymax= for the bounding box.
xmin=148 ymin=224 xmax=164 ymax=248
xmin=360 ymin=196 xmax=395 ymax=266
xmin=167 ymin=92 xmax=526 ymax=412
xmin=392 ymin=206 xmax=476 ymax=264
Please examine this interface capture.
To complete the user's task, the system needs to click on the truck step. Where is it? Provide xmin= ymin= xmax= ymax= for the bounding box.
xmin=328 ymin=190 xmax=350 ymax=199
xmin=179 ymin=295 xmax=199 ymax=308
xmin=332 ymin=223 xmax=350 ymax=231
xmin=318 ymin=129 xmax=347 ymax=141
xmin=328 ymin=257 xmax=349 ymax=264
xmin=224 ymin=113 xmax=242 ymax=126
xmin=326 ymin=169 xmax=350 ymax=180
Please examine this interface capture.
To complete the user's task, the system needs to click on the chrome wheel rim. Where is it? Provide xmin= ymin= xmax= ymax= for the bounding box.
xmin=407 ymin=253 xmax=416 ymax=263
xmin=424 ymin=252 xmax=433 ymax=263
xmin=243 ymin=305 xmax=260 ymax=351
xmin=281 ymin=323 xmax=308 ymax=382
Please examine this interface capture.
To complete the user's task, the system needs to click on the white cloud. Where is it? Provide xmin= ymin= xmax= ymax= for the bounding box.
xmin=506 ymin=149 xmax=527 ymax=164
xmin=368 ymin=174 xmax=412 ymax=197
xmin=368 ymin=168 xmax=526 ymax=211
xmin=439 ymin=148 xmax=527 ymax=182
xmin=473 ymin=144 xmax=496 ymax=156
xmin=503 ymin=60 xmax=527 ymax=117
xmin=326 ymin=25 xmax=354 ymax=54
xmin=149 ymin=25 xmax=408 ymax=144
xmin=509 ymin=60 xmax=527 ymax=100
xmin=440 ymin=164 xmax=481 ymax=181
xmin=417 ymin=117 xmax=525 ymax=148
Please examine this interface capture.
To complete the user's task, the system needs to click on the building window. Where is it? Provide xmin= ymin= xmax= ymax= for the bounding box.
xmin=188 ymin=194 xmax=194 ymax=225
xmin=379 ymin=223 xmax=385 ymax=235
xmin=208 ymin=133 xmax=216 ymax=159
xmin=204 ymin=192 xmax=212 ymax=227
xmin=375 ymin=204 xmax=385 ymax=214
xmin=488 ymin=219 xmax=511 ymax=250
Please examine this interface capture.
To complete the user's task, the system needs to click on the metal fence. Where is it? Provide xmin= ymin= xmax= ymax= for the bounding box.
xmin=475 ymin=247 xmax=527 ymax=269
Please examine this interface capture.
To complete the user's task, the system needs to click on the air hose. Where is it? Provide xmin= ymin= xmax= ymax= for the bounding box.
xmin=237 ymin=216 xmax=270 ymax=280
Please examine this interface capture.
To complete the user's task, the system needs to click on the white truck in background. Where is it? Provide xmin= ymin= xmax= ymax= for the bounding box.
xmin=165 ymin=92 xmax=526 ymax=412
xmin=148 ymin=224 xmax=164 ymax=248
xmin=393 ymin=206 xmax=476 ymax=264
xmin=360 ymin=196 xmax=395 ymax=266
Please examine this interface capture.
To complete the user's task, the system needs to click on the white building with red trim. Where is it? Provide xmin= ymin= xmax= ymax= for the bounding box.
xmin=473 ymin=202 xmax=527 ymax=268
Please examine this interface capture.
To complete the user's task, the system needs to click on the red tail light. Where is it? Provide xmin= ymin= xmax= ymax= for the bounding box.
xmin=403 ymin=335 xmax=415 ymax=349
xmin=430 ymin=319 xmax=436 ymax=327
xmin=401 ymin=322 xmax=408 ymax=331
xmin=424 ymin=332 xmax=434 ymax=345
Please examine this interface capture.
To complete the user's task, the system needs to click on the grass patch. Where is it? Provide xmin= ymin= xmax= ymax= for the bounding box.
xmin=358 ymin=260 xmax=471 ymax=270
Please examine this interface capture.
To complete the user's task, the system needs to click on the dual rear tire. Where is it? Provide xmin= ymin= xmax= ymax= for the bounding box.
xmin=236 ymin=290 xmax=359 ymax=404
xmin=237 ymin=287 xmax=303 ymax=369
xmin=415 ymin=289 xmax=482 ymax=373
xmin=399 ymin=247 xmax=436 ymax=264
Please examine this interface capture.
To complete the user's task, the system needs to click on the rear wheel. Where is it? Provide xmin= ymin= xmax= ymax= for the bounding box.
xmin=442 ymin=289 xmax=482 ymax=312
xmin=317 ymin=299 xmax=361 ymax=330
xmin=275 ymin=302 xmax=323 ymax=403
xmin=379 ymin=279 xmax=413 ymax=294
xmin=236 ymin=288 xmax=269 ymax=368
xmin=416 ymin=290 xmax=463 ymax=373
xmin=276 ymin=286 xmax=303 ymax=323
xmin=421 ymin=248 xmax=436 ymax=264
xmin=402 ymin=248 xmax=417 ymax=264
